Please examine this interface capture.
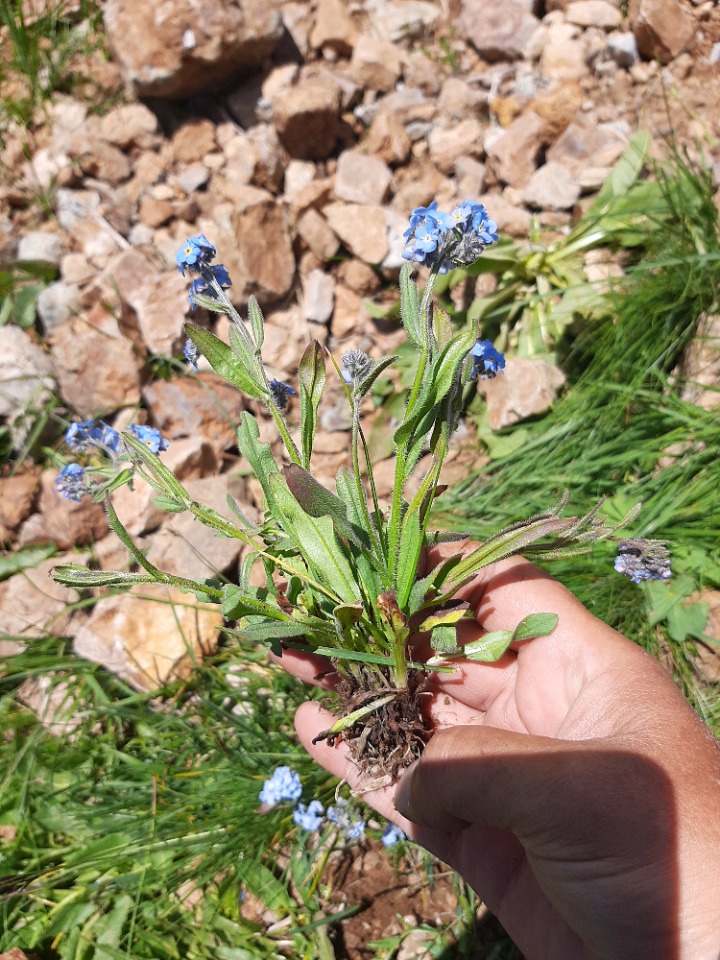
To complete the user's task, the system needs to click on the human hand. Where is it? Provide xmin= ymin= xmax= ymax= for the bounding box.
xmin=279 ymin=548 xmax=720 ymax=960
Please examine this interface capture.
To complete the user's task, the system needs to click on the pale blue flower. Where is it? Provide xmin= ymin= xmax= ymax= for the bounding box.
xmin=128 ymin=424 xmax=169 ymax=454
xmin=469 ymin=339 xmax=505 ymax=380
xmin=381 ymin=823 xmax=406 ymax=847
xmin=65 ymin=420 xmax=121 ymax=456
xmin=293 ymin=800 xmax=324 ymax=832
xmin=259 ymin=766 xmax=303 ymax=807
xmin=327 ymin=799 xmax=365 ymax=841
xmin=403 ymin=199 xmax=498 ymax=272
xmin=176 ymin=233 xmax=217 ymax=275
xmin=184 ymin=338 xmax=200 ymax=371
xmin=55 ymin=463 xmax=89 ymax=502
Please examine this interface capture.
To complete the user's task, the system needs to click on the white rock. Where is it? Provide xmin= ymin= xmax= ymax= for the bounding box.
xmin=17 ymin=230 xmax=65 ymax=264
xmin=0 ymin=325 xmax=55 ymax=419
xmin=522 ymin=162 xmax=581 ymax=210
xmin=36 ymin=282 xmax=81 ymax=334
xmin=303 ymin=269 xmax=335 ymax=325
xmin=334 ymin=150 xmax=392 ymax=205
xmin=607 ymin=31 xmax=639 ymax=67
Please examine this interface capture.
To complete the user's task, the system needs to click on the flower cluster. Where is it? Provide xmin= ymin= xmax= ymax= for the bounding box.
xmin=469 ymin=338 xmax=506 ymax=380
xmin=403 ymin=200 xmax=498 ymax=273
xmin=341 ymin=348 xmax=374 ymax=385
xmin=614 ymin=539 xmax=672 ymax=584
xmin=327 ymin=799 xmax=365 ymax=842
xmin=176 ymin=233 xmax=232 ymax=310
xmin=269 ymin=378 xmax=296 ymax=411
xmin=258 ymin=766 xmax=303 ymax=807
xmin=56 ymin=419 xmax=170 ymax=502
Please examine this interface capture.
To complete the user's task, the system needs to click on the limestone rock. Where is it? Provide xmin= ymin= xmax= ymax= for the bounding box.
xmin=145 ymin=474 xmax=252 ymax=581
xmin=73 ymin=584 xmax=222 ymax=692
xmin=51 ymin=317 xmax=143 ymax=417
xmin=428 ymin=118 xmax=484 ymax=174
xmin=259 ymin=305 xmax=316 ymax=376
xmin=486 ymin=111 xmax=546 ymax=188
xmin=171 ymin=119 xmax=217 ymax=164
xmin=363 ymin=113 xmax=411 ymax=166
xmin=566 ymin=0 xmax=623 ymax=29
xmin=296 ymin=208 xmax=341 ymax=261
xmin=310 ymin=0 xmax=358 ymax=55
xmin=36 ymin=282 xmax=80 ymax=334
xmin=522 ymin=162 xmax=581 ymax=211
xmin=230 ymin=194 xmax=295 ymax=303
xmin=125 ymin=271 xmax=189 ymax=356
xmin=529 ymin=80 xmax=584 ymax=142
xmin=143 ymin=373 xmax=245 ymax=456
xmin=539 ymin=23 xmax=590 ymax=80
xmin=676 ymin=313 xmax=720 ymax=411
xmin=99 ymin=103 xmax=160 ymax=149
xmin=0 ymin=325 xmax=55 ymax=421
xmin=323 ymin=203 xmax=389 ymax=264
xmin=302 ymin=269 xmax=335 ymax=325
xmin=0 ymin=553 xmax=86 ymax=639
xmin=103 ymin=0 xmax=283 ymax=98
xmin=17 ymin=230 xmax=65 ymax=265
xmin=478 ymin=358 xmax=567 ymax=429
xmin=0 ymin=467 xmax=40 ymax=532
xmin=629 ymin=0 xmax=695 ymax=64
xmin=459 ymin=0 xmax=540 ymax=62
xmin=607 ymin=31 xmax=639 ymax=67
xmin=17 ymin=675 xmax=82 ymax=736
xmin=349 ymin=35 xmax=402 ymax=93
xmin=272 ymin=76 xmax=342 ymax=160
xmin=369 ymin=0 xmax=441 ymax=42
xmin=34 ymin=468 xmax=109 ymax=550
xmin=547 ymin=116 xmax=628 ymax=177
xmin=334 ymin=150 xmax=392 ymax=206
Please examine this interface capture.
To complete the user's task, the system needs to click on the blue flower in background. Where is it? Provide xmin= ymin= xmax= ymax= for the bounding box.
xmin=55 ymin=463 xmax=89 ymax=502
xmin=327 ymin=799 xmax=365 ymax=842
xmin=65 ymin=420 xmax=121 ymax=456
xmin=469 ymin=339 xmax=505 ymax=380
xmin=293 ymin=800 xmax=324 ymax=832
xmin=128 ymin=424 xmax=170 ymax=454
xmin=269 ymin=378 xmax=296 ymax=410
xmin=381 ymin=823 xmax=406 ymax=847
xmin=187 ymin=264 xmax=232 ymax=309
xmin=403 ymin=200 xmax=498 ymax=273
xmin=184 ymin=338 xmax=200 ymax=371
xmin=176 ymin=233 xmax=217 ymax=275
xmin=258 ymin=766 xmax=303 ymax=808
xmin=614 ymin=540 xmax=672 ymax=584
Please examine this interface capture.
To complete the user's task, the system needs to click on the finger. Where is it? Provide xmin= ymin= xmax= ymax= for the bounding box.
xmin=271 ymin=648 xmax=339 ymax=689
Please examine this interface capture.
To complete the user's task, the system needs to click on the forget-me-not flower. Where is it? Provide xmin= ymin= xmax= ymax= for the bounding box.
xmin=327 ymin=799 xmax=365 ymax=841
xmin=65 ymin=420 xmax=122 ymax=456
xmin=269 ymin=378 xmax=296 ymax=410
xmin=128 ymin=424 xmax=170 ymax=455
xmin=293 ymin=800 xmax=324 ymax=832
xmin=176 ymin=233 xmax=217 ymax=275
xmin=403 ymin=200 xmax=498 ymax=273
xmin=381 ymin=823 xmax=406 ymax=847
xmin=55 ymin=463 xmax=90 ymax=502
xmin=614 ymin=539 xmax=672 ymax=584
xmin=184 ymin=338 xmax=200 ymax=371
xmin=469 ymin=339 xmax=505 ymax=380
xmin=258 ymin=766 xmax=303 ymax=808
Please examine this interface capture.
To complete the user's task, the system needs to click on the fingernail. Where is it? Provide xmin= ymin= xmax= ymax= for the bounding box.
xmin=394 ymin=760 xmax=418 ymax=819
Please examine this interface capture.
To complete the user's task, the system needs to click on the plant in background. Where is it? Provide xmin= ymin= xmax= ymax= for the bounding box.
xmin=53 ymin=203 xmax=671 ymax=784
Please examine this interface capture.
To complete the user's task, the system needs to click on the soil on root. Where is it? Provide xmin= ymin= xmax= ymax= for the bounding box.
xmin=315 ymin=668 xmax=432 ymax=784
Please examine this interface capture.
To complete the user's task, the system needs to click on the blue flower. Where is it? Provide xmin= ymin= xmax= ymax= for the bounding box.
xmin=469 ymin=339 xmax=505 ymax=380
xmin=269 ymin=378 xmax=296 ymax=410
xmin=403 ymin=200 xmax=498 ymax=273
xmin=128 ymin=424 xmax=170 ymax=454
xmin=327 ymin=799 xmax=365 ymax=842
xmin=258 ymin=766 xmax=303 ymax=808
xmin=293 ymin=800 xmax=324 ymax=832
xmin=381 ymin=823 xmax=406 ymax=847
xmin=614 ymin=540 xmax=671 ymax=584
xmin=65 ymin=420 xmax=121 ymax=456
xmin=187 ymin=264 xmax=233 ymax=309
xmin=184 ymin=338 xmax=200 ymax=371
xmin=176 ymin=233 xmax=217 ymax=275
xmin=55 ymin=463 xmax=90 ymax=502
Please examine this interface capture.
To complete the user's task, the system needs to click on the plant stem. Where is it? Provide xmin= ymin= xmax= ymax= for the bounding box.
xmin=351 ymin=397 xmax=385 ymax=564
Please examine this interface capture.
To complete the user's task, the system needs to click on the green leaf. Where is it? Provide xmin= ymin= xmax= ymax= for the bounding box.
xmin=464 ymin=629 xmax=514 ymax=662
xmin=94 ymin=894 xmax=134 ymax=958
xmin=590 ymin=130 xmax=651 ymax=212
xmin=667 ymin=599 xmax=710 ymax=643
xmin=283 ymin=463 xmax=371 ymax=550
xmin=298 ymin=340 xmax=326 ymax=468
xmin=399 ymin=263 xmax=422 ymax=345
xmin=268 ymin=473 xmax=358 ymax=602
xmin=354 ymin=354 xmax=399 ymax=399
xmin=395 ymin=509 xmax=423 ymax=611
xmin=221 ymin=584 xmax=291 ymax=621
xmin=430 ymin=624 xmax=459 ymax=652
xmin=233 ymin=620 xmax=316 ymax=643
xmin=247 ymin=295 xmax=265 ymax=348
xmin=418 ymin=603 xmax=470 ymax=632
xmin=512 ymin=613 xmax=559 ymax=641
xmin=52 ymin=565 xmax=157 ymax=588
xmin=152 ymin=494 xmax=186 ymax=513
xmin=645 ymin=574 xmax=695 ymax=625
xmin=122 ymin=432 xmax=189 ymax=503
xmin=185 ymin=322 xmax=265 ymax=399
xmin=0 ymin=542 xmax=56 ymax=581
xmin=237 ymin=412 xmax=280 ymax=516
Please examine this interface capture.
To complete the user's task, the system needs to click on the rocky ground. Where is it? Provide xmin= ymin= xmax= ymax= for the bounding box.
xmin=1 ymin=0 xmax=719 ymax=953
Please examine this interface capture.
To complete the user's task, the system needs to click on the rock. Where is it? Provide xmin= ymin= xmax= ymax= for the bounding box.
xmin=61 ymin=253 xmax=96 ymax=285
xmin=485 ymin=111 xmax=546 ymax=188
xmin=17 ymin=230 xmax=65 ymax=265
xmin=34 ymin=468 xmax=109 ymax=550
xmin=480 ymin=193 xmax=532 ymax=236
xmin=0 ymin=467 xmax=40 ymax=532
xmin=529 ymin=80 xmax=584 ymax=141
xmin=369 ymin=1 xmax=441 ymax=42
xmin=230 ymin=193 xmax=296 ymax=303
xmin=258 ymin=305 xmax=317 ymax=376
xmin=112 ymin=473 xmax=166 ymax=537
xmin=455 ymin=157 xmax=487 ymax=198
xmin=428 ymin=118 xmax=484 ymax=174
xmin=171 ymin=119 xmax=217 ymax=164
xmin=296 ymin=208 xmax=341 ymax=260
xmin=99 ymin=103 xmax=160 ymax=148
xmin=329 ymin=284 xmax=363 ymax=340
xmin=143 ymin=373 xmax=245 ymax=456
xmin=145 ymin=474 xmax=252 ymax=580
xmin=566 ymin=0 xmax=623 ymax=29
xmin=458 ymin=0 xmax=540 ymax=62
xmin=323 ymin=203 xmax=389 ymax=264
xmin=125 ymin=271 xmax=189 ymax=356
xmin=302 ymin=269 xmax=335 ymax=325
xmin=138 ymin=196 xmax=174 ymax=229
xmin=175 ymin=162 xmax=211 ymax=195
xmin=334 ymin=150 xmax=392 ymax=205
xmin=690 ymin=589 xmax=720 ymax=683
xmin=36 ymin=282 xmax=80 ymax=334
xmin=17 ymin=675 xmax=82 ymax=736
xmin=547 ymin=116 xmax=628 ymax=177
xmin=284 ymin=160 xmax=317 ymax=201
xmin=272 ymin=75 xmax=342 ymax=160
xmin=72 ymin=138 xmax=133 ymax=184
xmin=349 ymin=35 xmax=402 ymax=93
xmin=676 ymin=313 xmax=720 ymax=411
xmin=335 ymin=259 xmax=380 ymax=296
xmin=310 ymin=0 xmax=358 ymax=55
xmin=0 ymin=325 xmax=55 ymax=421
xmin=50 ymin=317 xmax=143 ymax=417
xmin=0 ymin=553 xmax=86 ymax=639
xmin=607 ymin=31 xmax=639 ymax=67
xmin=73 ymin=584 xmax=222 ymax=692
xmin=161 ymin=437 xmax=219 ymax=481
xmin=477 ymin=358 xmax=567 ymax=429
xmin=363 ymin=113 xmax=411 ymax=166
xmin=103 ymin=0 xmax=283 ymax=98
xmin=539 ymin=23 xmax=590 ymax=80
xmin=522 ymin=162 xmax=581 ymax=210
xmin=629 ymin=0 xmax=695 ymax=63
